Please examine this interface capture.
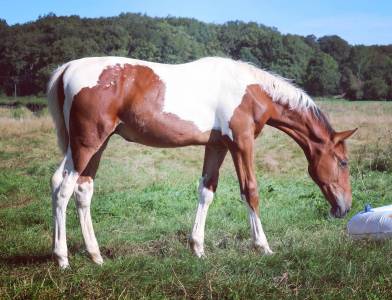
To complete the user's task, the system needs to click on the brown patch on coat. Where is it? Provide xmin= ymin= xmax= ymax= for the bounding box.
xmin=76 ymin=176 xmax=93 ymax=184
xmin=229 ymin=84 xmax=277 ymax=141
xmin=69 ymin=64 xmax=216 ymax=173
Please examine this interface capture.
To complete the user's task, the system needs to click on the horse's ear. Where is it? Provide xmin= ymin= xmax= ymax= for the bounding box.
xmin=333 ymin=128 xmax=358 ymax=144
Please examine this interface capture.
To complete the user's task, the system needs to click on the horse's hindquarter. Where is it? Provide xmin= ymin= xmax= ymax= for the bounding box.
xmin=64 ymin=57 xmax=250 ymax=147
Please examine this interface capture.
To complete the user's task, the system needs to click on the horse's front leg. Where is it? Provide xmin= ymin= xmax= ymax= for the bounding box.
xmin=229 ymin=133 xmax=273 ymax=255
xmin=190 ymin=145 xmax=227 ymax=257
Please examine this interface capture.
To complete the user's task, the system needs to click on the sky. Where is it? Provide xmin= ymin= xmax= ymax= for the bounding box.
xmin=1 ymin=0 xmax=392 ymax=45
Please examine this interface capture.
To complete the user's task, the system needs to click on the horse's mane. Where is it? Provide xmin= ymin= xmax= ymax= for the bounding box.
xmin=237 ymin=60 xmax=334 ymax=135
xmin=310 ymin=106 xmax=335 ymax=135
xmin=238 ymin=60 xmax=316 ymax=111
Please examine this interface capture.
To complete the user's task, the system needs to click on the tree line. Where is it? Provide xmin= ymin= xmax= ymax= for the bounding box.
xmin=0 ymin=13 xmax=391 ymax=100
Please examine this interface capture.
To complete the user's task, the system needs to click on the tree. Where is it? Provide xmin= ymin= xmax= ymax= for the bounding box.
xmin=239 ymin=47 xmax=260 ymax=65
xmin=272 ymin=34 xmax=314 ymax=85
xmin=304 ymin=52 xmax=340 ymax=96
xmin=340 ymin=67 xmax=363 ymax=100
xmin=304 ymin=34 xmax=319 ymax=50
xmin=363 ymin=77 xmax=389 ymax=100
xmin=318 ymin=35 xmax=350 ymax=63
xmin=0 ymin=13 xmax=390 ymax=99
xmin=346 ymin=46 xmax=371 ymax=80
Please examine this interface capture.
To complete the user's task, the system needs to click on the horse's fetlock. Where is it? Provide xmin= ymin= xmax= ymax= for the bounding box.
xmin=189 ymin=236 xmax=205 ymax=257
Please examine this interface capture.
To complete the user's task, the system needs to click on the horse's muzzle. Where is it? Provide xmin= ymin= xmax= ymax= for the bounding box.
xmin=330 ymin=195 xmax=351 ymax=218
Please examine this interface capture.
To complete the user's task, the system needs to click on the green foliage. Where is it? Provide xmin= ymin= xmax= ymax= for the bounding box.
xmin=304 ymin=51 xmax=340 ymax=96
xmin=340 ymin=67 xmax=363 ymax=99
xmin=318 ymin=35 xmax=350 ymax=63
xmin=363 ymin=77 xmax=389 ymax=100
xmin=0 ymin=13 xmax=391 ymax=100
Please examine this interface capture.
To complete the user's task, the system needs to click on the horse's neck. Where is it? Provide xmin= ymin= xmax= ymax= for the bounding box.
xmin=267 ymin=104 xmax=331 ymax=160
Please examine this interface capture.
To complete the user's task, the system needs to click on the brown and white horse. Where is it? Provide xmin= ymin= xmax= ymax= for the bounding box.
xmin=47 ymin=56 xmax=356 ymax=268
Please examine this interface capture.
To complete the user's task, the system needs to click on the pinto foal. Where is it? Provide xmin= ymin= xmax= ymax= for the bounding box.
xmin=48 ymin=57 xmax=356 ymax=268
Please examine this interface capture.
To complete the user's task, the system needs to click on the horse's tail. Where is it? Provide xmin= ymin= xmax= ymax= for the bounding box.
xmin=47 ymin=63 xmax=69 ymax=155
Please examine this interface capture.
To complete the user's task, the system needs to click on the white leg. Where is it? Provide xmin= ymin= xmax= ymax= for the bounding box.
xmin=245 ymin=199 xmax=273 ymax=255
xmin=51 ymin=156 xmax=67 ymax=194
xmin=51 ymin=149 xmax=79 ymax=268
xmin=74 ymin=179 xmax=103 ymax=265
xmin=190 ymin=178 xmax=214 ymax=257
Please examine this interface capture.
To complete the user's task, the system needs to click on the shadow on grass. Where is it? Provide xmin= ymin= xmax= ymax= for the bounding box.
xmin=0 ymin=245 xmax=112 ymax=267
xmin=0 ymin=253 xmax=53 ymax=266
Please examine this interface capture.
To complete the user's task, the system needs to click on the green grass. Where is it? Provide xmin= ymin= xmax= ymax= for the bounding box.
xmin=1 ymin=101 xmax=392 ymax=299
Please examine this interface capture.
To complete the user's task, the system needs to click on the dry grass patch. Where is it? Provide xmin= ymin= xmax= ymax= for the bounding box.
xmin=0 ymin=108 xmax=53 ymax=139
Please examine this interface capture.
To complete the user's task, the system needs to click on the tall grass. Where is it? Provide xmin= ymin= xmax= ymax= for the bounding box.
xmin=354 ymin=133 xmax=392 ymax=173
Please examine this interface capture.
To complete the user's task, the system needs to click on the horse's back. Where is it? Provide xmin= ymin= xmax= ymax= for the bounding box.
xmin=59 ymin=56 xmax=256 ymax=142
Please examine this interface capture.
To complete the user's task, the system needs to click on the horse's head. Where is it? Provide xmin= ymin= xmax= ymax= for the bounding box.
xmin=308 ymin=128 xmax=357 ymax=218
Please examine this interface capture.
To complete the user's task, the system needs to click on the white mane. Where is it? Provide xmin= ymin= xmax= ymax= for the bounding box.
xmin=238 ymin=60 xmax=316 ymax=111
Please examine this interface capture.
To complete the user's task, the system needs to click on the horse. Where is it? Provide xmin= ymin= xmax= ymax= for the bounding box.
xmin=47 ymin=56 xmax=357 ymax=268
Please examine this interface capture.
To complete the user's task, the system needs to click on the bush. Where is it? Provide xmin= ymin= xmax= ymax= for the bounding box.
xmin=363 ymin=77 xmax=389 ymax=100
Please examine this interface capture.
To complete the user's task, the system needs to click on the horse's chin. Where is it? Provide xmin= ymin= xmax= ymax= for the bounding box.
xmin=330 ymin=206 xmax=349 ymax=218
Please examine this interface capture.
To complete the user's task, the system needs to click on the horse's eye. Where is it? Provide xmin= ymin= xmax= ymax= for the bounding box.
xmin=339 ymin=159 xmax=348 ymax=168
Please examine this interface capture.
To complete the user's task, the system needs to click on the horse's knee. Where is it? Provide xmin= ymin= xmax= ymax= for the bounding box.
xmin=51 ymin=171 xmax=63 ymax=194
xmin=198 ymin=177 xmax=214 ymax=205
xmin=243 ymin=181 xmax=259 ymax=210
xmin=74 ymin=177 xmax=94 ymax=208
xmin=51 ymin=163 xmax=66 ymax=194
xmin=204 ymin=171 xmax=220 ymax=192
xmin=52 ymin=171 xmax=79 ymax=207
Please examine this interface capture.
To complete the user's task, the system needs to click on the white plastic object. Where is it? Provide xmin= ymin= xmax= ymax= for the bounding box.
xmin=347 ymin=204 xmax=392 ymax=239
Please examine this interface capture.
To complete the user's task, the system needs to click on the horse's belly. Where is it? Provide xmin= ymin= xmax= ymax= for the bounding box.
xmin=116 ymin=112 xmax=213 ymax=147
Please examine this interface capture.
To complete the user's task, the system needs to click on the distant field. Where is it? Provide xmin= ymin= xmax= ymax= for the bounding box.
xmin=1 ymin=98 xmax=392 ymax=299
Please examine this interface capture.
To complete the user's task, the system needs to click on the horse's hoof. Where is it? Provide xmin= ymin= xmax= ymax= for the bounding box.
xmin=189 ymin=239 xmax=205 ymax=258
xmin=191 ymin=246 xmax=205 ymax=258
xmin=91 ymin=253 xmax=104 ymax=265
xmin=57 ymin=257 xmax=70 ymax=269
xmin=264 ymin=248 xmax=274 ymax=255
xmin=253 ymin=244 xmax=274 ymax=256
xmin=194 ymin=250 xmax=206 ymax=258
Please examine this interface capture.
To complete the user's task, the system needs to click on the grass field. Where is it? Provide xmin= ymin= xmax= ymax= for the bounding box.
xmin=1 ymin=99 xmax=392 ymax=299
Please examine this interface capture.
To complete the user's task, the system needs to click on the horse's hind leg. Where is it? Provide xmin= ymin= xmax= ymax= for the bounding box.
xmin=52 ymin=137 xmax=111 ymax=268
xmin=73 ymin=139 xmax=109 ymax=265
xmin=51 ymin=147 xmax=80 ymax=268
xmin=190 ymin=144 xmax=227 ymax=257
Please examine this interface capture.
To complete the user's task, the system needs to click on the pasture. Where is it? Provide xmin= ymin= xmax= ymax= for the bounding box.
xmin=0 ymin=99 xmax=392 ymax=299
